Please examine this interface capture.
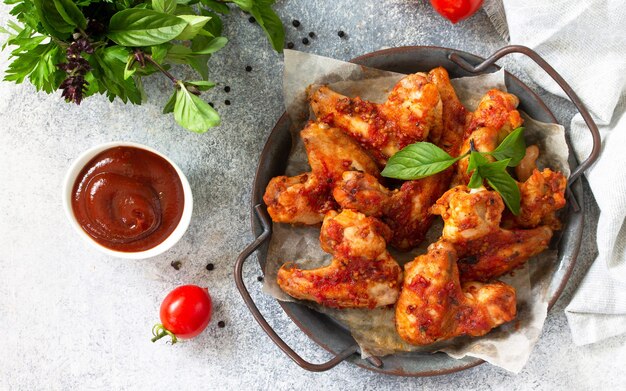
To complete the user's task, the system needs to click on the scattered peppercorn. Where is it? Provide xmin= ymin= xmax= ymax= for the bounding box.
xmin=170 ymin=260 xmax=182 ymax=270
xmin=292 ymin=19 xmax=300 ymax=27
xmin=308 ymin=32 xmax=315 ymax=38
xmin=338 ymin=30 xmax=346 ymax=38
xmin=209 ymin=102 xmax=214 ymax=108
xmin=245 ymin=65 xmax=252 ymax=72
xmin=206 ymin=263 xmax=215 ymax=271
xmin=302 ymin=37 xmax=309 ymax=45
xmin=218 ymin=321 xmax=226 ymax=328
xmin=224 ymin=86 xmax=231 ymax=93
xmin=225 ymin=99 xmax=231 ymax=105
xmin=257 ymin=276 xmax=264 ymax=282
xmin=287 ymin=42 xmax=295 ymax=49
xmin=249 ymin=16 xmax=256 ymax=23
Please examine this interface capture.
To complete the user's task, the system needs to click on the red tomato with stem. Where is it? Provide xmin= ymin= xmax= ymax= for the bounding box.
xmin=430 ymin=0 xmax=484 ymax=24
xmin=151 ymin=285 xmax=212 ymax=344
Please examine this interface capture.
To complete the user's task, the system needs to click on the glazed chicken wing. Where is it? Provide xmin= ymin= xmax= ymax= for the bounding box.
xmin=277 ymin=210 xmax=402 ymax=309
xmin=263 ymin=122 xmax=379 ymax=224
xmin=309 ymin=73 xmax=442 ymax=164
xmin=332 ymin=170 xmax=451 ymax=250
xmin=427 ymin=67 xmax=468 ymax=155
xmin=454 ymin=90 xmax=524 ymax=185
xmin=431 ymin=186 xmax=553 ymax=282
xmin=506 ymin=168 xmax=567 ymax=230
xmin=395 ymin=241 xmax=516 ymax=345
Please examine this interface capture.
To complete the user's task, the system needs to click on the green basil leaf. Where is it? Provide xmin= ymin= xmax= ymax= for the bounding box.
xmin=249 ymin=3 xmax=285 ymax=52
xmin=467 ymin=169 xmax=484 ymax=188
xmin=52 ymin=0 xmax=87 ymax=30
xmin=231 ymin=0 xmax=253 ymax=12
xmin=152 ymin=0 xmax=177 ymax=14
xmin=176 ymin=15 xmax=211 ymax=40
xmin=186 ymin=80 xmax=216 ymax=91
xmin=477 ymin=159 xmax=521 ymax=215
xmin=199 ymin=0 xmax=231 ymax=14
xmin=33 ymin=0 xmax=74 ymax=39
xmin=150 ymin=44 xmax=169 ymax=63
xmin=174 ymin=81 xmax=220 ymax=132
xmin=382 ymin=142 xmax=460 ymax=180
xmin=123 ymin=55 xmax=136 ymax=80
xmin=163 ymin=90 xmax=176 ymax=114
xmin=467 ymin=150 xmax=490 ymax=173
xmin=191 ymin=36 xmax=227 ymax=54
xmin=108 ymin=9 xmax=188 ymax=47
xmin=490 ymin=127 xmax=526 ymax=167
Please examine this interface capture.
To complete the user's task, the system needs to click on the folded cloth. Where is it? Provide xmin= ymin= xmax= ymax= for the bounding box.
xmin=484 ymin=0 xmax=626 ymax=345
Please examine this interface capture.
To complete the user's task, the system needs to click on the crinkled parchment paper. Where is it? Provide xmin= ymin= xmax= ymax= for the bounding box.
xmin=262 ymin=50 xmax=570 ymax=373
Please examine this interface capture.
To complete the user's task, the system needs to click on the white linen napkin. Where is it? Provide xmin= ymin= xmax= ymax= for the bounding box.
xmin=483 ymin=0 xmax=626 ymax=345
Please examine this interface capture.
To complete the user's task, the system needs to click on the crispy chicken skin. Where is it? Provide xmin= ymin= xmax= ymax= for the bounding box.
xmin=263 ymin=122 xmax=379 ymax=224
xmin=309 ymin=73 xmax=442 ymax=164
xmin=332 ymin=170 xmax=451 ymax=250
xmin=395 ymin=241 xmax=516 ymax=345
xmin=427 ymin=67 xmax=469 ymax=155
xmin=454 ymin=90 xmax=524 ymax=185
xmin=277 ymin=210 xmax=403 ymax=309
xmin=431 ymin=186 xmax=553 ymax=282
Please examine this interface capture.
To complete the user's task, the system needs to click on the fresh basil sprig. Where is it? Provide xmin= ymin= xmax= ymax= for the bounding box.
xmin=382 ymin=127 xmax=526 ymax=214
xmin=1 ymin=0 xmax=285 ymax=133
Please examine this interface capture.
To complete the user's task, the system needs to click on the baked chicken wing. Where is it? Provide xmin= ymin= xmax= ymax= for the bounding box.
xmin=309 ymin=73 xmax=442 ymax=164
xmin=431 ymin=186 xmax=553 ymax=282
xmin=395 ymin=241 xmax=516 ymax=345
xmin=332 ymin=170 xmax=451 ymax=250
xmin=454 ymin=90 xmax=524 ymax=185
xmin=263 ymin=121 xmax=379 ymax=224
xmin=427 ymin=67 xmax=468 ymax=155
xmin=277 ymin=210 xmax=402 ymax=309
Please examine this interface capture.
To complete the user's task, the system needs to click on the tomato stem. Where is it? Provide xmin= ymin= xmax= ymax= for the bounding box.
xmin=151 ymin=323 xmax=178 ymax=344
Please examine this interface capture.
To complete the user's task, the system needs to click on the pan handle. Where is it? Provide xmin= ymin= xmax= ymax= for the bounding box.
xmin=448 ymin=45 xmax=601 ymax=185
xmin=234 ymin=204 xmax=377 ymax=372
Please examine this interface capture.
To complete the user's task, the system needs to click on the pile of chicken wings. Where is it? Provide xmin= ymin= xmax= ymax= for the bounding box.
xmin=264 ymin=67 xmax=567 ymax=346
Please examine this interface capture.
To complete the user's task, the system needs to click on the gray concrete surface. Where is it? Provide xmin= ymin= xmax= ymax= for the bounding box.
xmin=1 ymin=1 xmax=623 ymax=390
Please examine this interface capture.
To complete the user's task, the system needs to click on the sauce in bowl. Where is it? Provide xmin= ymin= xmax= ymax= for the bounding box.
xmin=71 ymin=146 xmax=185 ymax=252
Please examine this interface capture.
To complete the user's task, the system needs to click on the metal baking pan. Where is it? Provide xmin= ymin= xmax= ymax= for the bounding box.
xmin=235 ymin=45 xmax=600 ymax=376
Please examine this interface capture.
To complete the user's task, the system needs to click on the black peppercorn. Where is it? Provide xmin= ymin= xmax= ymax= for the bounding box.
xmin=206 ymin=263 xmax=214 ymax=271
xmin=218 ymin=321 xmax=226 ymax=328
xmin=224 ymin=86 xmax=231 ymax=92
xmin=338 ymin=30 xmax=346 ymax=38
xmin=292 ymin=19 xmax=300 ymax=27
xmin=225 ymin=99 xmax=231 ymax=105
xmin=287 ymin=42 xmax=294 ymax=49
xmin=249 ymin=16 xmax=256 ymax=23
xmin=170 ymin=260 xmax=182 ymax=270
xmin=302 ymin=37 xmax=309 ymax=45
xmin=245 ymin=65 xmax=252 ymax=72
xmin=257 ymin=276 xmax=264 ymax=282
xmin=209 ymin=102 xmax=214 ymax=108
xmin=308 ymin=32 xmax=315 ymax=38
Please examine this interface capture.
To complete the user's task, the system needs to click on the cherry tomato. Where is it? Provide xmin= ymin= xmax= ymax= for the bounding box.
xmin=151 ymin=285 xmax=212 ymax=344
xmin=430 ymin=0 xmax=484 ymax=24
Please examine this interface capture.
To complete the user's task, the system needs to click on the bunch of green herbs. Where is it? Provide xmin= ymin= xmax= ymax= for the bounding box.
xmin=0 ymin=0 xmax=285 ymax=133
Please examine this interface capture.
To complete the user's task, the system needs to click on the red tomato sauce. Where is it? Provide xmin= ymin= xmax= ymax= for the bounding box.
xmin=71 ymin=146 xmax=184 ymax=252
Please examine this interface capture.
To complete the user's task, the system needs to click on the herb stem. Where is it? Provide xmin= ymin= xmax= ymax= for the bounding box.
xmin=138 ymin=50 xmax=178 ymax=85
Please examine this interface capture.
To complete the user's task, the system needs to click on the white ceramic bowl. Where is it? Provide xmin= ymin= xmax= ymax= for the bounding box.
xmin=62 ymin=141 xmax=193 ymax=259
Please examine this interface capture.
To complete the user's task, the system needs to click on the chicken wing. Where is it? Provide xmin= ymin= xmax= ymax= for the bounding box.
xmin=309 ymin=73 xmax=442 ymax=164
xmin=454 ymin=90 xmax=524 ymax=185
xmin=263 ymin=122 xmax=380 ymax=224
xmin=431 ymin=186 xmax=553 ymax=282
xmin=395 ymin=241 xmax=516 ymax=345
xmin=277 ymin=210 xmax=402 ymax=309
xmin=505 ymin=168 xmax=567 ymax=230
xmin=427 ymin=67 xmax=468 ymax=155
xmin=332 ymin=170 xmax=451 ymax=250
